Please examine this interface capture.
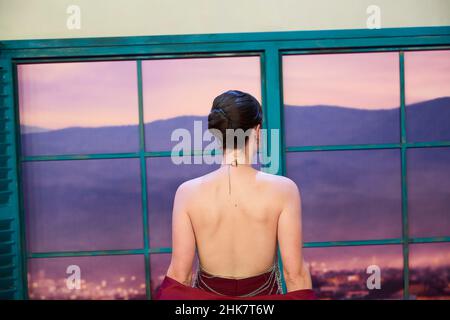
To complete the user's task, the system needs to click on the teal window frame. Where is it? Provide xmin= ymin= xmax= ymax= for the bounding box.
xmin=0 ymin=26 xmax=449 ymax=300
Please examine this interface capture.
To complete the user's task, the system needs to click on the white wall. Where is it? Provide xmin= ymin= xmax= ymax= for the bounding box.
xmin=1 ymin=0 xmax=450 ymax=40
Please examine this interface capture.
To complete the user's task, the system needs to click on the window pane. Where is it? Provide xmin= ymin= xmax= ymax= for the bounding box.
xmin=23 ymin=159 xmax=143 ymax=252
xmin=286 ymin=149 xmax=402 ymax=242
xmin=18 ymin=61 xmax=139 ymax=155
xmin=142 ymin=56 xmax=261 ymax=151
xmin=405 ymin=50 xmax=450 ymax=142
xmin=304 ymin=245 xmax=403 ymax=299
xmin=283 ymin=52 xmax=400 ymax=146
xmin=408 ymin=147 xmax=450 ymax=238
xmin=150 ymin=253 xmax=171 ymax=298
xmin=149 ymin=253 xmax=198 ymax=298
xmin=147 ymin=156 xmax=219 ymax=248
xmin=28 ymin=255 xmax=146 ymax=300
xmin=409 ymin=243 xmax=450 ymax=299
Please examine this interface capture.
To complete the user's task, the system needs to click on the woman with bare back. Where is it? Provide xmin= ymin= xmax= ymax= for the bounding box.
xmin=157 ymin=90 xmax=314 ymax=299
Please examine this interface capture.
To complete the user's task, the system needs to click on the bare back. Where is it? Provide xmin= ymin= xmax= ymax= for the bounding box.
xmin=167 ymin=164 xmax=312 ymax=291
xmin=165 ymin=90 xmax=311 ymax=291
xmin=183 ymin=166 xmax=286 ymax=278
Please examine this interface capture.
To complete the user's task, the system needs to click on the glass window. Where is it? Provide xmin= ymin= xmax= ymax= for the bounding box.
xmin=142 ymin=56 xmax=261 ymax=152
xmin=18 ymin=61 xmax=140 ymax=156
xmin=27 ymin=255 xmax=146 ymax=300
xmin=150 ymin=253 xmax=171 ymax=297
xmin=286 ymin=149 xmax=402 ymax=242
xmin=304 ymin=245 xmax=403 ymax=299
xmin=409 ymin=243 xmax=450 ymax=299
xmin=22 ymin=159 xmax=143 ymax=252
xmin=405 ymin=50 xmax=450 ymax=142
xmin=15 ymin=45 xmax=450 ymax=301
xmin=407 ymin=147 xmax=450 ymax=238
xmin=147 ymin=156 xmax=219 ymax=248
xmin=283 ymin=52 xmax=400 ymax=146
xmin=149 ymin=253 xmax=199 ymax=298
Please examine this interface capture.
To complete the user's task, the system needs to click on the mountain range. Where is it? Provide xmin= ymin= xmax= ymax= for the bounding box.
xmin=20 ymin=97 xmax=450 ymax=252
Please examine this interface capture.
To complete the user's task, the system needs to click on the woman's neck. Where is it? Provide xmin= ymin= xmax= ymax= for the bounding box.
xmin=220 ymin=148 xmax=255 ymax=167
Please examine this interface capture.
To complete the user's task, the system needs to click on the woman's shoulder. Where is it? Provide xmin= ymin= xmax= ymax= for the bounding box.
xmin=174 ymin=170 xmax=216 ymax=197
xmin=256 ymin=171 xmax=300 ymax=194
xmin=175 ymin=169 xmax=301 ymax=204
xmin=255 ymin=172 xmax=301 ymax=213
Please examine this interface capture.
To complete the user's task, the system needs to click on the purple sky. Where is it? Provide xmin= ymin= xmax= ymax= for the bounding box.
xmin=405 ymin=50 xmax=450 ymax=104
xmin=142 ymin=56 xmax=261 ymax=122
xmin=18 ymin=56 xmax=261 ymax=130
xmin=18 ymin=61 xmax=139 ymax=130
xmin=18 ymin=51 xmax=450 ymax=131
xmin=283 ymin=52 xmax=400 ymax=109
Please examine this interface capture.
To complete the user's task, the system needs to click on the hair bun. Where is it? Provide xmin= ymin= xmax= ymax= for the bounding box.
xmin=208 ymin=108 xmax=230 ymax=131
xmin=208 ymin=90 xmax=262 ymax=149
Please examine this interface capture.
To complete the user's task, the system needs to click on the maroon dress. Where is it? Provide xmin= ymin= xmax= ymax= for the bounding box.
xmin=155 ymin=262 xmax=316 ymax=300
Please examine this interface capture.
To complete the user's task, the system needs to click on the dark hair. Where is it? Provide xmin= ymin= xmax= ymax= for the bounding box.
xmin=208 ymin=90 xmax=262 ymax=149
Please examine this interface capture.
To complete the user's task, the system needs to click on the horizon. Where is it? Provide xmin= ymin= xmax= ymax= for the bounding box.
xmin=19 ymin=95 xmax=450 ymax=132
